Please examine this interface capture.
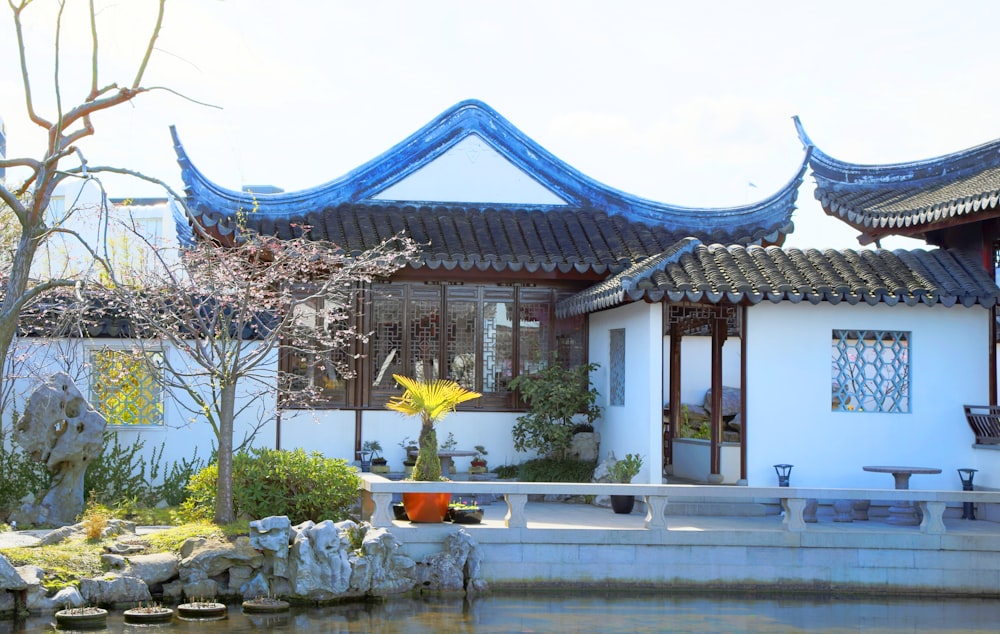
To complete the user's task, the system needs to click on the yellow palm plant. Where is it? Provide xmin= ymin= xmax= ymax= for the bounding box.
xmin=386 ymin=374 xmax=481 ymax=481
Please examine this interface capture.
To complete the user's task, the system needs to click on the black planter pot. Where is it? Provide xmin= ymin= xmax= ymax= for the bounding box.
xmin=610 ymin=495 xmax=636 ymax=514
xmin=447 ymin=507 xmax=484 ymax=524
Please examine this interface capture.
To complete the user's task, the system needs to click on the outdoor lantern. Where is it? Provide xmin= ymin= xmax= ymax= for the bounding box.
xmin=957 ymin=468 xmax=978 ymax=520
xmin=774 ymin=464 xmax=793 ymax=487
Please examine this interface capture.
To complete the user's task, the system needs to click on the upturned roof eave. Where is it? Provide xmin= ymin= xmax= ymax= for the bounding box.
xmin=794 ymin=116 xmax=1000 ymax=188
xmin=173 ymin=100 xmax=809 ymax=239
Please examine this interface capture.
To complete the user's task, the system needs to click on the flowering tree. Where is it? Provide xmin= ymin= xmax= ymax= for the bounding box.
xmin=93 ymin=223 xmax=419 ymax=523
xmin=0 ymin=0 xmax=169 ymax=414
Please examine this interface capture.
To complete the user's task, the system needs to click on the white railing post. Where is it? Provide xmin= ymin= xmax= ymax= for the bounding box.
xmin=919 ymin=501 xmax=947 ymax=534
xmin=644 ymin=495 xmax=668 ymax=530
xmin=505 ymin=493 xmax=528 ymax=528
xmin=782 ymin=497 xmax=806 ymax=532
xmin=369 ymin=492 xmax=395 ymax=528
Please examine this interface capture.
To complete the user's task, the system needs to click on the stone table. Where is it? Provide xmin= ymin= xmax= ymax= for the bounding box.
xmin=863 ymin=465 xmax=942 ymax=526
xmin=407 ymin=449 xmax=478 ymax=477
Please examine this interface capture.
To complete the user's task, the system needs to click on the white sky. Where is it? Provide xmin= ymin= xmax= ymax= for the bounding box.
xmin=3 ymin=0 xmax=999 ymax=250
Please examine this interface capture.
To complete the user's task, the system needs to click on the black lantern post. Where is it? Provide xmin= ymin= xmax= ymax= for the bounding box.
xmin=774 ymin=464 xmax=793 ymax=487
xmin=957 ymin=468 xmax=978 ymax=520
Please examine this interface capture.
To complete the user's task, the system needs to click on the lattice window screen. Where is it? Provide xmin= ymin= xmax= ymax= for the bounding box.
xmin=609 ymin=328 xmax=626 ymax=406
xmin=90 ymin=348 xmax=164 ymax=426
xmin=832 ymin=329 xmax=910 ymax=413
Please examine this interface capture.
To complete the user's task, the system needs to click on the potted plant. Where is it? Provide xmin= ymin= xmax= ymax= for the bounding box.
xmin=399 ymin=436 xmax=418 ymax=475
xmin=446 ymin=500 xmax=484 ymax=524
xmin=364 ymin=440 xmax=390 ymax=473
xmin=386 ymin=374 xmax=480 ymax=522
xmin=470 ymin=445 xmax=488 ymax=473
xmin=607 ymin=453 xmax=644 ymax=514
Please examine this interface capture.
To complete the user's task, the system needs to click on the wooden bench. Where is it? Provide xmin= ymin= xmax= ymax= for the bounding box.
xmin=963 ymin=404 xmax=1000 ymax=444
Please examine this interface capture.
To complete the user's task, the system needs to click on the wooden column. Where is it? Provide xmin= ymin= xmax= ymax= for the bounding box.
xmin=710 ymin=314 xmax=726 ymax=476
xmin=740 ymin=305 xmax=747 ymax=482
xmin=668 ymin=322 xmax=682 ymax=468
xmin=991 ymin=303 xmax=997 ymax=406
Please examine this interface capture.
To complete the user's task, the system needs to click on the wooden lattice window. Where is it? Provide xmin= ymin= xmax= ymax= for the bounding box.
xmin=90 ymin=347 xmax=164 ymax=426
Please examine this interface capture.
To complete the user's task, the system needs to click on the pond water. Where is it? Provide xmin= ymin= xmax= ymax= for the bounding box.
xmin=6 ymin=593 xmax=1000 ymax=633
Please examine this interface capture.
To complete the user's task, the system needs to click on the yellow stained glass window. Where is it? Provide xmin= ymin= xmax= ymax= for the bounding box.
xmin=90 ymin=348 xmax=164 ymax=426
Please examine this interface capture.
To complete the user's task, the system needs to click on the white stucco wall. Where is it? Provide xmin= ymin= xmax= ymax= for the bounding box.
xmin=278 ymin=408 xmax=524 ymax=474
xmin=3 ymin=337 xmax=277 ymax=478
xmin=745 ymin=301 xmax=998 ymax=489
xmin=587 ymin=301 xmax=663 ymax=483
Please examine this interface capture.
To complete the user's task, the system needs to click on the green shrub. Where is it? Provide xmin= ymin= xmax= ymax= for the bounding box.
xmin=0 ymin=427 xmax=51 ymax=514
xmin=84 ymin=432 xmax=160 ymax=507
xmin=493 ymin=464 xmax=520 ymax=479
xmin=156 ymin=447 xmax=208 ymax=506
xmin=174 ymin=463 xmax=217 ymax=523
xmin=519 ymin=457 xmax=597 ymax=482
xmin=510 ymin=363 xmax=602 ymax=460
xmin=178 ymin=448 xmax=361 ymax=524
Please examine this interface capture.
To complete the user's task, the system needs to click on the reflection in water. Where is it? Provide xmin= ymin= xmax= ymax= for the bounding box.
xmin=6 ymin=594 xmax=1000 ymax=633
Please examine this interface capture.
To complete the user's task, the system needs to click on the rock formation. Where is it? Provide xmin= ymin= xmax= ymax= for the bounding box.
xmin=0 ymin=516 xmax=487 ymax=614
xmin=10 ymin=373 xmax=107 ymax=527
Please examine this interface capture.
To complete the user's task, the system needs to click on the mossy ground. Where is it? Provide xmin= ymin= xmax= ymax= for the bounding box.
xmin=0 ymin=518 xmax=240 ymax=593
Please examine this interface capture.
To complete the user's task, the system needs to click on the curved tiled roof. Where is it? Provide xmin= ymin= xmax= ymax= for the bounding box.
xmin=556 ymin=240 xmax=1000 ymax=317
xmin=794 ymin=117 xmax=1000 ymax=243
xmin=173 ymin=100 xmax=809 ymax=270
xmin=189 ymin=201 xmax=791 ymax=275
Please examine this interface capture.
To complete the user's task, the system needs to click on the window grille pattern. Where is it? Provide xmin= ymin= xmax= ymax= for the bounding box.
xmin=482 ymin=293 xmax=514 ymax=393
xmin=369 ymin=283 xmax=585 ymax=408
xmin=90 ymin=348 xmax=163 ymax=426
xmin=283 ymin=300 xmax=348 ymax=405
xmin=832 ymin=330 xmax=910 ymax=413
xmin=370 ymin=288 xmax=404 ymax=389
xmin=609 ymin=328 xmax=625 ymax=406
xmin=518 ymin=297 xmax=551 ymax=376
xmin=446 ymin=297 xmax=478 ymax=389
xmin=281 ymin=282 xmax=587 ymax=409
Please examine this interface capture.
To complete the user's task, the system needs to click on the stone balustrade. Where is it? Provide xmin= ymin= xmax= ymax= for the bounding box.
xmin=359 ymin=474 xmax=1000 ymax=535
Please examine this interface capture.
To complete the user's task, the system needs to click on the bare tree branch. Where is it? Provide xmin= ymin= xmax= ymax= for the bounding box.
xmin=9 ymin=0 xmax=54 ymax=129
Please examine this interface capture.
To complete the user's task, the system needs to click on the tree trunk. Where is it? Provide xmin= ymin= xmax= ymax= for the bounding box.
xmin=0 ymin=231 xmax=41 ymax=406
xmin=214 ymin=381 xmax=237 ymax=524
xmin=413 ymin=421 xmax=441 ymax=481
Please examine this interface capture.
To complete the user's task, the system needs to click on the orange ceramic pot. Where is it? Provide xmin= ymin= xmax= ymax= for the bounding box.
xmin=402 ymin=491 xmax=452 ymax=522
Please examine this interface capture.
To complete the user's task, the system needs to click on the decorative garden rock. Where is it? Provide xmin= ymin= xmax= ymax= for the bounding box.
xmin=40 ymin=519 xmax=137 ymax=547
xmin=414 ymin=529 xmax=486 ymax=593
xmin=703 ymin=386 xmax=741 ymax=418
xmin=286 ymin=519 xmax=354 ymax=599
xmin=181 ymin=577 xmax=218 ymax=600
xmin=161 ymin=579 xmax=185 ymax=601
xmin=179 ymin=536 xmax=262 ymax=580
xmin=240 ymin=572 xmax=271 ymax=599
xmin=0 ymin=554 xmax=26 ymax=591
xmin=349 ymin=526 xmax=415 ymax=596
xmin=249 ymin=515 xmax=292 ymax=577
xmin=568 ymin=431 xmax=600 ymax=462
xmin=79 ymin=574 xmax=153 ymax=605
xmin=10 ymin=373 xmax=107 ymax=527
xmin=16 ymin=565 xmax=85 ymax=611
xmin=126 ymin=552 xmax=180 ymax=588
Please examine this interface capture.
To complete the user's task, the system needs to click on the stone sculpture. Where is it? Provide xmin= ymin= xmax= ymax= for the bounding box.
xmin=10 ymin=373 xmax=107 ymax=527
